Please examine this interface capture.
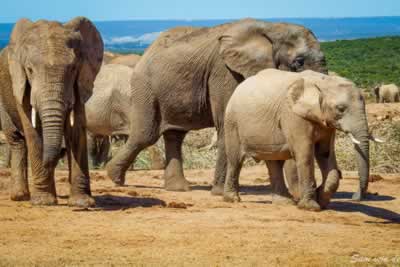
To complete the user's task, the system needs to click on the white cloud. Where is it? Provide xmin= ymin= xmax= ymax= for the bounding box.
xmin=105 ymin=32 xmax=162 ymax=45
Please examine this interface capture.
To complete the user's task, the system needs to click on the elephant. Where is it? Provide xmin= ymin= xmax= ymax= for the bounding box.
xmin=0 ymin=17 xmax=103 ymax=206
xmin=223 ymin=69 xmax=376 ymax=210
xmin=104 ymin=18 xmax=328 ymax=193
xmin=85 ymin=64 xmax=165 ymax=170
xmin=374 ymin=84 xmax=400 ymax=103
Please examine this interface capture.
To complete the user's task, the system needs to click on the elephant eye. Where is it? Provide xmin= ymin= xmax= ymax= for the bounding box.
xmin=294 ymin=57 xmax=305 ymax=66
xmin=290 ymin=56 xmax=305 ymax=71
xmin=336 ymin=104 xmax=347 ymax=113
xmin=26 ymin=67 xmax=33 ymax=75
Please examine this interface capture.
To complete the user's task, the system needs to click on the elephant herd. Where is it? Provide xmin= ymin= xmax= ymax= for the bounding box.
xmin=0 ymin=17 xmax=384 ymax=211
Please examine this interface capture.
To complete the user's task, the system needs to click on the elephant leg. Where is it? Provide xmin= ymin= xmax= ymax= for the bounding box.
xmin=107 ymin=134 xmax=157 ymax=186
xmin=106 ymin=102 xmax=160 ymax=186
xmin=266 ymin=160 xmax=295 ymax=205
xmin=211 ymin=128 xmax=227 ymax=196
xmin=292 ymin=141 xmax=320 ymax=211
xmin=0 ymin=111 xmax=29 ymax=201
xmin=283 ymin=159 xmax=300 ymax=200
xmin=16 ymin=104 xmax=57 ymax=205
xmin=315 ymin=137 xmax=340 ymax=209
xmin=223 ymin=150 xmax=243 ymax=203
xmin=1 ymin=144 xmax=11 ymax=168
xmin=163 ymin=130 xmax=190 ymax=191
xmin=65 ymin=108 xmax=95 ymax=208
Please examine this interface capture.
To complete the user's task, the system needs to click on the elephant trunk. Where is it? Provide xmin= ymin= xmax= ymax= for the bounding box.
xmin=40 ymin=84 xmax=66 ymax=168
xmin=349 ymin=112 xmax=370 ymax=201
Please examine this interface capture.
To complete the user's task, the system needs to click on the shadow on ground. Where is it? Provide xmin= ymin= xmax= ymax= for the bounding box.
xmin=94 ymin=194 xmax=166 ymax=211
xmin=333 ymin=191 xmax=396 ymax=201
xmin=330 ymin=201 xmax=400 ymax=224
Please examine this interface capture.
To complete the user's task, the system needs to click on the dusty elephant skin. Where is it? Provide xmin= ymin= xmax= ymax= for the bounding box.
xmin=85 ymin=64 xmax=165 ymax=170
xmin=374 ymin=84 xmax=400 ymax=103
xmin=223 ymin=69 xmax=371 ymax=210
xmin=105 ymin=18 xmax=328 ymax=192
xmin=0 ymin=17 xmax=103 ymax=207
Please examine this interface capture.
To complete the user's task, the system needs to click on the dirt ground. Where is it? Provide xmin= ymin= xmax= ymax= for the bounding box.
xmin=0 ymin=166 xmax=399 ymax=266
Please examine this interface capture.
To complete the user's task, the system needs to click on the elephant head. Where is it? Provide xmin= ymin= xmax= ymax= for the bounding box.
xmin=7 ymin=17 xmax=103 ymax=168
xmin=287 ymin=72 xmax=377 ymax=200
xmin=218 ymin=19 xmax=327 ymax=80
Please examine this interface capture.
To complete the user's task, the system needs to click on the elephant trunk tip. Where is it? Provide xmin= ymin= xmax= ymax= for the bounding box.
xmin=42 ymin=148 xmax=62 ymax=169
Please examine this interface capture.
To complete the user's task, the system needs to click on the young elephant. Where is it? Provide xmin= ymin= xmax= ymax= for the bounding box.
xmin=223 ymin=69 xmax=373 ymax=211
xmin=374 ymin=84 xmax=400 ymax=103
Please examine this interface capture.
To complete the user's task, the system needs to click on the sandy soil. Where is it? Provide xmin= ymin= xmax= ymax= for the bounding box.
xmin=0 ymin=166 xmax=399 ymax=266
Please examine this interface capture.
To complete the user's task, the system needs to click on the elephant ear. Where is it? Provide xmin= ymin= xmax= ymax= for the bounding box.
xmin=287 ymin=78 xmax=325 ymax=125
xmin=219 ymin=22 xmax=275 ymax=78
xmin=8 ymin=19 xmax=32 ymax=105
xmin=65 ymin=17 xmax=103 ymax=103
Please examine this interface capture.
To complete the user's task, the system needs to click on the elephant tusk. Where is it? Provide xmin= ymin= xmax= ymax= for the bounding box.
xmin=31 ymin=108 xmax=36 ymax=128
xmin=369 ymin=135 xmax=384 ymax=143
xmin=69 ymin=111 xmax=74 ymax=127
xmin=348 ymin=133 xmax=361 ymax=145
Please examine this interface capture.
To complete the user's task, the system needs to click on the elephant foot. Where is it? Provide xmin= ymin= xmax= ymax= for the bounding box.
xmin=297 ymin=198 xmax=321 ymax=212
xmin=106 ymin=165 xmax=126 ymax=186
xmin=31 ymin=192 xmax=57 ymax=206
xmin=164 ymin=176 xmax=191 ymax=192
xmin=10 ymin=188 xmax=30 ymax=201
xmin=223 ymin=191 xmax=241 ymax=203
xmin=68 ymin=194 xmax=96 ymax=208
xmin=211 ymin=183 xmax=224 ymax=196
xmin=317 ymin=186 xmax=335 ymax=209
xmin=272 ymin=194 xmax=295 ymax=206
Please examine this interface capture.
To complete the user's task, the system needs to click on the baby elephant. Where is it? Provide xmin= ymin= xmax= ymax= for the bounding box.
xmin=374 ymin=84 xmax=400 ymax=103
xmin=223 ymin=69 xmax=371 ymax=211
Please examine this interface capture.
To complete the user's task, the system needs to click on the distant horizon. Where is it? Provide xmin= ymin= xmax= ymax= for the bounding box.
xmin=2 ymin=16 xmax=400 ymax=51
xmin=1 ymin=15 xmax=400 ymax=24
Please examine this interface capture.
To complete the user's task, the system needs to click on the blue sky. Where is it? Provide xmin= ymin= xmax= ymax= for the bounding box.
xmin=1 ymin=0 xmax=399 ymax=23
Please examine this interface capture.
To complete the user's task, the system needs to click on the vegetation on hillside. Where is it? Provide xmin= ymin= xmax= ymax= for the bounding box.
xmin=321 ymin=36 xmax=400 ymax=89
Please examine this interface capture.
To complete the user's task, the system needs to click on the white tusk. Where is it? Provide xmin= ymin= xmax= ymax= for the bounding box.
xmin=348 ymin=133 xmax=361 ymax=145
xmin=369 ymin=136 xmax=384 ymax=143
xmin=69 ymin=111 xmax=74 ymax=127
xmin=31 ymin=108 xmax=36 ymax=128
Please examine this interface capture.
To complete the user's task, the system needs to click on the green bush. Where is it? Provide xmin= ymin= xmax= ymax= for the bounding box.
xmin=321 ymin=36 xmax=400 ymax=89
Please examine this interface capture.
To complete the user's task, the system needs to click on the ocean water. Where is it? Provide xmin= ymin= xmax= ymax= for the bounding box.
xmin=1 ymin=17 xmax=400 ymax=52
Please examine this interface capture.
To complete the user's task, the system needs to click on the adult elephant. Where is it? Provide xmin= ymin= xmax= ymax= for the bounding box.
xmin=106 ymin=19 xmax=328 ymax=193
xmin=374 ymin=84 xmax=400 ymax=103
xmin=85 ymin=64 xmax=165 ymax=170
xmin=0 ymin=17 xmax=103 ymax=206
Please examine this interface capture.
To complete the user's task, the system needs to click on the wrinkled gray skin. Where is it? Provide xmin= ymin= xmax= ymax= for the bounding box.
xmin=224 ymin=69 xmax=371 ymax=210
xmin=374 ymin=84 xmax=400 ymax=103
xmin=0 ymin=116 xmax=11 ymax=168
xmin=0 ymin=17 xmax=103 ymax=206
xmin=105 ymin=19 xmax=328 ymax=193
xmin=85 ymin=64 xmax=165 ymax=170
